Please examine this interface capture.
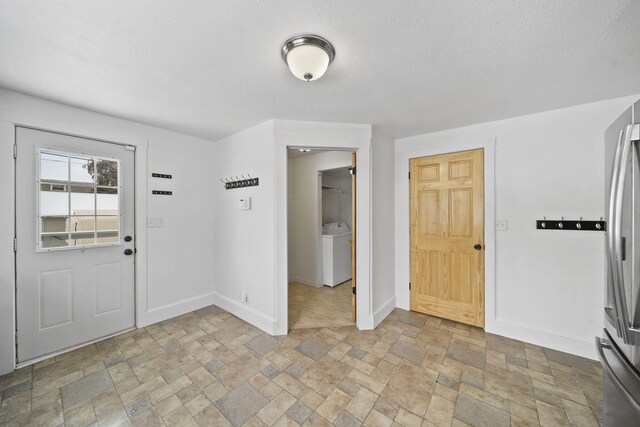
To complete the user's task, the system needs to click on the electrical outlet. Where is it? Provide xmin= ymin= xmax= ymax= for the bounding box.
xmin=242 ymin=291 xmax=248 ymax=303
xmin=496 ymin=219 xmax=508 ymax=231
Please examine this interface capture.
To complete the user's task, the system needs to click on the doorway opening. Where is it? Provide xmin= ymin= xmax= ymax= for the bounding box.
xmin=287 ymin=148 xmax=356 ymax=329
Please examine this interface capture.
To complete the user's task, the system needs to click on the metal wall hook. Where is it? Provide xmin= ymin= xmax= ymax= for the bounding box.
xmin=536 ymin=218 xmax=606 ymax=231
xmin=222 ymin=175 xmax=260 ymax=190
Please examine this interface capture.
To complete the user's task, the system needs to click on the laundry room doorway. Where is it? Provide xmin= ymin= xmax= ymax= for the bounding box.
xmin=286 ymin=148 xmax=356 ymax=329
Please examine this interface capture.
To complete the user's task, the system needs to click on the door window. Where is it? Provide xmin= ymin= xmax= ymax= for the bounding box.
xmin=38 ymin=149 xmax=121 ymax=250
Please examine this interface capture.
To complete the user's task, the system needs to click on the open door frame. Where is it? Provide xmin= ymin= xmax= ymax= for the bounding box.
xmin=351 ymin=152 xmax=357 ymax=321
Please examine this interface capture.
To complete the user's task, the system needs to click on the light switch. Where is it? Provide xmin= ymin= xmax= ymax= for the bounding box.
xmin=239 ymin=197 xmax=251 ymax=210
xmin=147 ymin=217 xmax=165 ymax=228
xmin=496 ymin=219 xmax=508 ymax=231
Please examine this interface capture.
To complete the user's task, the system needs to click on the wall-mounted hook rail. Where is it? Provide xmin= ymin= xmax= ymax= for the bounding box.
xmin=536 ymin=218 xmax=606 ymax=231
xmin=222 ymin=175 xmax=259 ymax=190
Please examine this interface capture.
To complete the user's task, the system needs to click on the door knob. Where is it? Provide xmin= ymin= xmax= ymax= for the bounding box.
xmin=473 ymin=243 xmax=482 ymax=250
xmin=124 ymin=236 xmax=132 ymax=242
xmin=124 ymin=249 xmax=133 ymax=255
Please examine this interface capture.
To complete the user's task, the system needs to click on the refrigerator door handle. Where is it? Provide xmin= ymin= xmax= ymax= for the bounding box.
xmin=612 ymin=125 xmax=638 ymax=344
xmin=596 ymin=335 xmax=640 ymax=412
xmin=607 ymin=128 xmax=626 ymax=336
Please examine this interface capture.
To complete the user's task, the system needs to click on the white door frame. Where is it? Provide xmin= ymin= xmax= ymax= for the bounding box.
xmin=394 ymin=138 xmax=497 ymax=332
xmin=0 ymin=111 xmax=148 ymax=374
xmin=273 ymin=120 xmax=373 ymax=334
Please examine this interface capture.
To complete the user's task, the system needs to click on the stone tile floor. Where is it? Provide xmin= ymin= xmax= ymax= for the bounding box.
xmin=0 ymin=307 xmax=603 ymax=426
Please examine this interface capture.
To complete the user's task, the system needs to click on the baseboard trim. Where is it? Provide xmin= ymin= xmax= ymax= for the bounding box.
xmin=141 ymin=292 xmax=217 ymax=327
xmin=373 ymin=296 xmax=396 ymax=328
xmin=212 ymin=292 xmax=276 ymax=335
xmin=488 ymin=318 xmax=597 ymax=360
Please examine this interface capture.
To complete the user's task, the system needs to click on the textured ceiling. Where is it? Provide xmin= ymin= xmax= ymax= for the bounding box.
xmin=1 ymin=1 xmax=639 ymax=141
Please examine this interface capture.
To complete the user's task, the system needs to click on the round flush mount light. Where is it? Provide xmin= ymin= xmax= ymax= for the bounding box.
xmin=281 ymin=34 xmax=335 ymax=82
xmin=298 ymin=149 xmax=311 ymax=152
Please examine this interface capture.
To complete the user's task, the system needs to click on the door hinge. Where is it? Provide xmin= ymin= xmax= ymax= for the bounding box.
xmin=352 ymin=287 xmax=356 ymax=295
xmin=408 ymin=171 xmax=410 ymax=179
xmin=13 ymin=144 xmax=17 ymax=159
xmin=409 ymin=282 xmax=411 ymax=290
xmin=349 ymin=167 xmax=356 ymax=176
xmin=13 ymin=238 xmax=17 ymax=252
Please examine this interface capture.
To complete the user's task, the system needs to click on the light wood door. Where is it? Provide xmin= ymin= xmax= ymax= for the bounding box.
xmin=351 ymin=153 xmax=357 ymax=322
xmin=410 ymin=149 xmax=484 ymax=327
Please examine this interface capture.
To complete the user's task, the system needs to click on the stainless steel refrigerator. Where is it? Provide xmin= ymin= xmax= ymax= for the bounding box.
xmin=598 ymin=98 xmax=640 ymax=425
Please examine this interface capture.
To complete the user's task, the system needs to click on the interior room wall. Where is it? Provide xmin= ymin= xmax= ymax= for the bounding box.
xmin=322 ymin=169 xmax=352 ymax=229
xmin=394 ymin=93 xmax=640 ymax=359
xmin=371 ymin=128 xmax=397 ymax=325
xmin=210 ymin=121 xmax=278 ymax=333
xmin=288 ymin=151 xmax=352 ymax=287
xmin=0 ymin=89 xmax=215 ymax=375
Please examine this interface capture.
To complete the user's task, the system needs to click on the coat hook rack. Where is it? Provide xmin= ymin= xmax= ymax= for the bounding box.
xmin=222 ymin=175 xmax=259 ymax=189
xmin=536 ymin=217 xmax=606 ymax=231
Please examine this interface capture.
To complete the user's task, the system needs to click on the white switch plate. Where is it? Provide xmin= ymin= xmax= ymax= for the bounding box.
xmin=239 ymin=197 xmax=251 ymax=210
xmin=147 ymin=217 xmax=165 ymax=228
xmin=496 ymin=219 xmax=508 ymax=231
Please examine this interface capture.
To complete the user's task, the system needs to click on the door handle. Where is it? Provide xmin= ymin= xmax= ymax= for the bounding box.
xmin=611 ymin=125 xmax=635 ymax=344
xmin=124 ymin=249 xmax=133 ymax=256
xmin=473 ymin=243 xmax=482 ymax=250
xmin=607 ymin=128 xmax=625 ymax=338
xmin=124 ymin=236 xmax=132 ymax=242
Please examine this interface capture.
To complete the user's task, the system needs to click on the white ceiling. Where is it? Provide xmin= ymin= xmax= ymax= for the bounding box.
xmin=1 ymin=1 xmax=639 ymax=141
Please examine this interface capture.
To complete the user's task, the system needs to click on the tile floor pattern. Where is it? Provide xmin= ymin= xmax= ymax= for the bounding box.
xmin=0 ymin=307 xmax=603 ymax=427
xmin=288 ymin=281 xmax=354 ymax=329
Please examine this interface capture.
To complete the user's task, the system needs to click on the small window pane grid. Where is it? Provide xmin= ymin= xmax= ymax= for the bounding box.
xmin=37 ymin=149 xmax=121 ymax=251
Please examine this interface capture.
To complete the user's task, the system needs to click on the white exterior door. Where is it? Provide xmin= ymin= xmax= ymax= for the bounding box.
xmin=16 ymin=127 xmax=135 ymax=363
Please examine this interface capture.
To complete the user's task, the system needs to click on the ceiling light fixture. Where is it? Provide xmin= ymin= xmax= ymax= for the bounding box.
xmin=298 ymin=149 xmax=311 ymax=152
xmin=281 ymin=34 xmax=335 ymax=82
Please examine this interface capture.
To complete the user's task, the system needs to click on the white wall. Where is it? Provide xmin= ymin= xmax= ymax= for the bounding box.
xmin=371 ymin=129 xmax=396 ymax=325
xmin=288 ymin=151 xmax=352 ymax=286
xmin=322 ymin=170 xmax=352 ymax=229
xmin=0 ymin=89 xmax=215 ymax=374
xmin=395 ymin=94 xmax=640 ymax=359
xmin=210 ymin=121 xmax=278 ymax=333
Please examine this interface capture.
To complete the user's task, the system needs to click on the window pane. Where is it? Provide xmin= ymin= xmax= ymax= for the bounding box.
xmin=96 ymin=216 xmax=119 ymax=244
xmin=70 ymin=156 xmax=94 ymax=183
xmin=38 ymin=151 xmax=122 ymax=251
xmin=40 ymin=190 xmax=69 ymax=216
xmin=40 ymin=182 xmax=67 ymax=192
xmin=42 ymin=216 xmax=70 ymax=233
xmin=96 ymin=159 xmax=118 ymax=186
xmin=69 ymin=216 xmax=95 ymax=246
xmin=97 ymin=188 xmax=118 ymax=215
xmin=41 ymin=235 xmax=69 ymax=249
xmin=96 ymin=216 xmax=119 ymax=232
xmin=70 ymin=185 xmax=95 ymax=216
xmin=40 ymin=152 xmax=68 ymax=181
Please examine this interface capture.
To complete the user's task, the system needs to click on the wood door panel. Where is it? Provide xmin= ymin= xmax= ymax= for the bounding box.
xmin=418 ymin=190 xmax=440 ymax=236
xmin=449 ymin=252 xmax=473 ymax=304
xmin=448 ymin=159 xmax=473 ymax=180
xmin=413 ymin=295 xmax=477 ymax=325
xmin=410 ymin=149 xmax=484 ymax=327
xmin=449 ymin=188 xmax=473 ymax=238
xmin=418 ymin=164 xmax=440 ymax=182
